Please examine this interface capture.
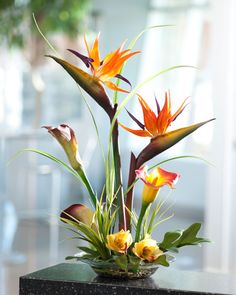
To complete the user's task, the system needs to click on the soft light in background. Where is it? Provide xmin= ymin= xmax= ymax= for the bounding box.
xmin=0 ymin=0 xmax=235 ymax=294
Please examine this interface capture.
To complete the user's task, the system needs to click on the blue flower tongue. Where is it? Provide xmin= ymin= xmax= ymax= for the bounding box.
xmin=67 ymin=49 xmax=94 ymax=68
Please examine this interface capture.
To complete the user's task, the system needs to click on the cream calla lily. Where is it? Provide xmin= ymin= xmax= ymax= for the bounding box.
xmin=43 ymin=124 xmax=82 ymax=171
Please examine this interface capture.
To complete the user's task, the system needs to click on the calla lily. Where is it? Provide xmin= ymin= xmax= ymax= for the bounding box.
xmin=68 ymin=34 xmax=140 ymax=93
xmin=120 ymin=91 xmax=188 ymax=138
xmin=43 ymin=124 xmax=82 ymax=171
xmin=60 ymin=204 xmax=94 ymax=226
xmin=135 ymin=166 xmax=180 ymax=204
xmin=134 ymin=165 xmax=179 ymax=241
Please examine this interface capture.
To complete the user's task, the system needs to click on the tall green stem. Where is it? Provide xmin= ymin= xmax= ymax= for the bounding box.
xmin=135 ymin=203 xmax=149 ymax=242
xmin=77 ymin=169 xmax=97 ymax=208
xmin=110 ymin=104 xmax=126 ymax=231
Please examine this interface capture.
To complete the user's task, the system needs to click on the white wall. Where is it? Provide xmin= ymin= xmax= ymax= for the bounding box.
xmin=204 ymin=0 xmax=236 ymax=274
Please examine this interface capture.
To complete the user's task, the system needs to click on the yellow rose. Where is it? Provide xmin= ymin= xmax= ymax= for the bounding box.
xmin=106 ymin=230 xmax=132 ymax=254
xmin=133 ymin=238 xmax=163 ymax=262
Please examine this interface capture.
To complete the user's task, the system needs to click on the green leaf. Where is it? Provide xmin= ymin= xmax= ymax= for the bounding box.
xmin=149 ymin=155 xmax=213 ymax=171
xmin=9 ymin=148 xmax=79 ymax=179
xmin=167 ymin=247 xmax=179 ymax=254
xmin=154 ymin=255 xmax=170 ymax=267
xmin=174 ymin=223 xmax=210 ymax=247
xmin=159 ymin=223 xmax=210 ymax=252
xmin=115 ymin=255 xmax=128 ymax=271
xmin=128 ymin=25 xmax=174 ymax=50
xmin=65 ymin=256 xmax=78 ymax=260
xmin=113 ymin=24 xmax=174 ymax=103
xmin=159 ymin=231 xmax=182 ymax=251
xmin=128 ymin=256 xmax=140 ymax=273
xmin=78 ymin=246 xmax=100 ymax=257
xmin=13 ymin=148 xmax=97 ymax=208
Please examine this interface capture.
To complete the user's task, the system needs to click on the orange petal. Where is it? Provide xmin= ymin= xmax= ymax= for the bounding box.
xmin=136 ymin=166 xmax=179 ymax=189
xmin=90 ymin=33 xmax=101 ymax=69
xmin=170 ymin=97 xmax=189 ymax=122
xmin=119 ymin=122 xmax=152 ymax=137
xmin=156 ymin=91 xmax=171 ymax=134
xmin=103 ymin=81 xmax=129 ymax=93
xmin=138 ymin=95 xmax=157 ymax=136
xmin=99 ymin=50 xmax=140 ymax=79
xmin=84 ymin=34 xmax=90 ymax=57
xmin=154 ymin=167 xmax=180 ymax=188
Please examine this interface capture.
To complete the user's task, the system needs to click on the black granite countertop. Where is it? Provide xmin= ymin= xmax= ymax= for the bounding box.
xmin=19 ymin=263 xmax=236 ymax=295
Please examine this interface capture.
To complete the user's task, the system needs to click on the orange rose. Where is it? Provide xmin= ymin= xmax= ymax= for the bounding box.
xmin=106 ymin=230 xmax=132 ymax=254
xmin=133 ymin=238 xmax=163 ymax=262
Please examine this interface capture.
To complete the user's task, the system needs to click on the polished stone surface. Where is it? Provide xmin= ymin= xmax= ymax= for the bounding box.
xmin=20 ymin=263 xmax=236 ymax=295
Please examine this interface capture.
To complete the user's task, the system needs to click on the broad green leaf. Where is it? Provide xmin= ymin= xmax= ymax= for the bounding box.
xmin=159 ymin=231 xmax=182 ymax=251
xmin=174 ymin=223 xmax=210 ymax=247
xmin=159 ymin=223 xmax=210 ymax=252
xmin=128 ymin=256 xmax=140 ymax=273
xmin=115 ymin=255 xmax=128 ymax=271
xmin=154 ymin=255 xmax=170 ymax=267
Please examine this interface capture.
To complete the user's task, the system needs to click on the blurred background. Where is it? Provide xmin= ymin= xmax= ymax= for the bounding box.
xmin=1 ymin=0 xmax=236 ymax=294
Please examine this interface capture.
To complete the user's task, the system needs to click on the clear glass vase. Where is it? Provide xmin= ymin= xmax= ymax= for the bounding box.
xmin=78 ymin=256 xmax=159 ymax=279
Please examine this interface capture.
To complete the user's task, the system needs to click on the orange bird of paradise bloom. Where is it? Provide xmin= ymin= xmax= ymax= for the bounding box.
xmin=67 ymin=33 xmax=140 ymax=93
xmin=119 ymin=91 xmax=189 ymax=138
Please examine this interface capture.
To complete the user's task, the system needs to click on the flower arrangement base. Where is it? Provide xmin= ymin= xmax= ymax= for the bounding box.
xmin=91 ymin=267 xmax=158 ymax=280
xmin=87 ymin=263 xmax=158 ymax=280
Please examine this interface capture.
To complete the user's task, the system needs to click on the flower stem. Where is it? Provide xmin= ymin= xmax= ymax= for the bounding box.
xmin=110 ymin=104 xmax=126 ymax=231
xmin=77 ymin=168 xmax=97 ymax=208
xmin=125 ymin=152 xmax=137 ymax=230
xmin=135 ymin=203 xmax=149 ymax=242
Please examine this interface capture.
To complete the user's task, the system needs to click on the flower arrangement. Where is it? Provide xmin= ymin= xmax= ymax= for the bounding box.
xmin=30 ymin=31 xmax=214 ymax=278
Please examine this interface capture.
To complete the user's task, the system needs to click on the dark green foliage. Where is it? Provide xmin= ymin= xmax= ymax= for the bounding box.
xmin=0 ymin=0 xmax=91 ymax=48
